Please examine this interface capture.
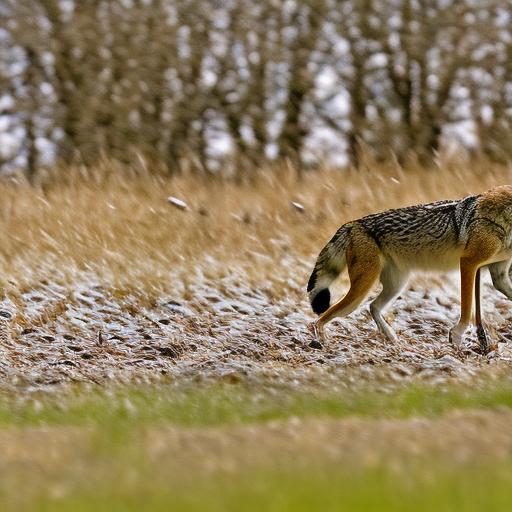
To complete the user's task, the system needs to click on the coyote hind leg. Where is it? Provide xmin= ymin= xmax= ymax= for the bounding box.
xmin=313 ymin=232 xmax=381 ymax=339
xmin=370 ymin=263 xmax=408 ymax=342
xmin=489 ymin=259 xmax=512 ymax=300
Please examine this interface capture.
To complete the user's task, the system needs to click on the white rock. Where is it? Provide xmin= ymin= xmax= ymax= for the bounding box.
xmin=291 ymin=201 xmax=305 ymax=212
xmin=167 ymin=196 xmax=188 ymax=210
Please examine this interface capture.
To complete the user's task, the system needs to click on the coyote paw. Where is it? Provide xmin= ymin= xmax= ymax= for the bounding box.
xmin=448 ymin=328 xmax=463 ymax=349
xmin=476 ymin=325 xmax=490 ymax=355
xmin=379 ymin=326 xmax=398 ymax=344
xmin=475 ymin=325 xmax=498 ymax=355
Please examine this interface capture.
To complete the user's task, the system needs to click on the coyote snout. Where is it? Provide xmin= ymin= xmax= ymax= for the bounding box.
xmin=307 ymin=185 xmax=512 ymax=353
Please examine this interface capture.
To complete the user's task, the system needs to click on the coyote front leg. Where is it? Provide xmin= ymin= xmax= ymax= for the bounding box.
xmin=450 ymin=231 xmax=501 ymax=351
xmin=370 ymin=263 xmax=408 ymax=342
xmin=474 ymin=268 xmax=490 ymax=353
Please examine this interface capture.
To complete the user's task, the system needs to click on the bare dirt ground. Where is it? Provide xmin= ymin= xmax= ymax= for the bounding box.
xmin=1 ymin=269 xmax=512 ymax=392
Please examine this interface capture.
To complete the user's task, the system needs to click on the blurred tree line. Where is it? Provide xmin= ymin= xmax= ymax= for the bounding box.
xmin=0 ymin=0 xmax=510 ymax=179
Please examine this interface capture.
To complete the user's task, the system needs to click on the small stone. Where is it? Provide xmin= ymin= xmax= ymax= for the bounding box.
xmin=167 ymin=196 xmax=188 ymax=210
xmin=291 ymin=201 xmax=305 ymax=213
xmin=309 ymin=339 xmax=323 ymax=350
xmin=157 ymin=346 xmax=181 ymax=358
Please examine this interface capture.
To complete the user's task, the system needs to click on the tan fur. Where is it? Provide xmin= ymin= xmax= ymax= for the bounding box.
xmin=309 ymin=185 xmax=512 ymax=352
xmin=318 ymin=227 xmax=382 ymax=329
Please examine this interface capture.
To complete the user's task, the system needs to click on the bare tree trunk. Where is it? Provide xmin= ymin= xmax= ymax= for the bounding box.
xmin=277 ymin=2 xmax=325 ymax=171
xmin=23 ymin=47 xmax=39 ymax=183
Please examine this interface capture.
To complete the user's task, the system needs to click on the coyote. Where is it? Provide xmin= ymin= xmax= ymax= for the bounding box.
xmin=307 ymin=185 xmax=512 ymax=353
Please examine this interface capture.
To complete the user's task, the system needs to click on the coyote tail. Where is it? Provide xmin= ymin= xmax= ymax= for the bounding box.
xmin=307 ymin=225 xmax=350 ymax=315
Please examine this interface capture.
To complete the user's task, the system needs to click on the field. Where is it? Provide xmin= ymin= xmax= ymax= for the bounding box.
xmin=1 ymin=158 xmax=512 ymax=509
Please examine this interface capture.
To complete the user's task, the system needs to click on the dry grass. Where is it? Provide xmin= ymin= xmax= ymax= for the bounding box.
xmin=2 ymin=155 xmax=511 ymax=294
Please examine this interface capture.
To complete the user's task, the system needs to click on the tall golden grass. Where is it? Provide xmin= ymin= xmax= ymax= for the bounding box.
xmin=0 ymin=155 xmax=511 ymax=302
